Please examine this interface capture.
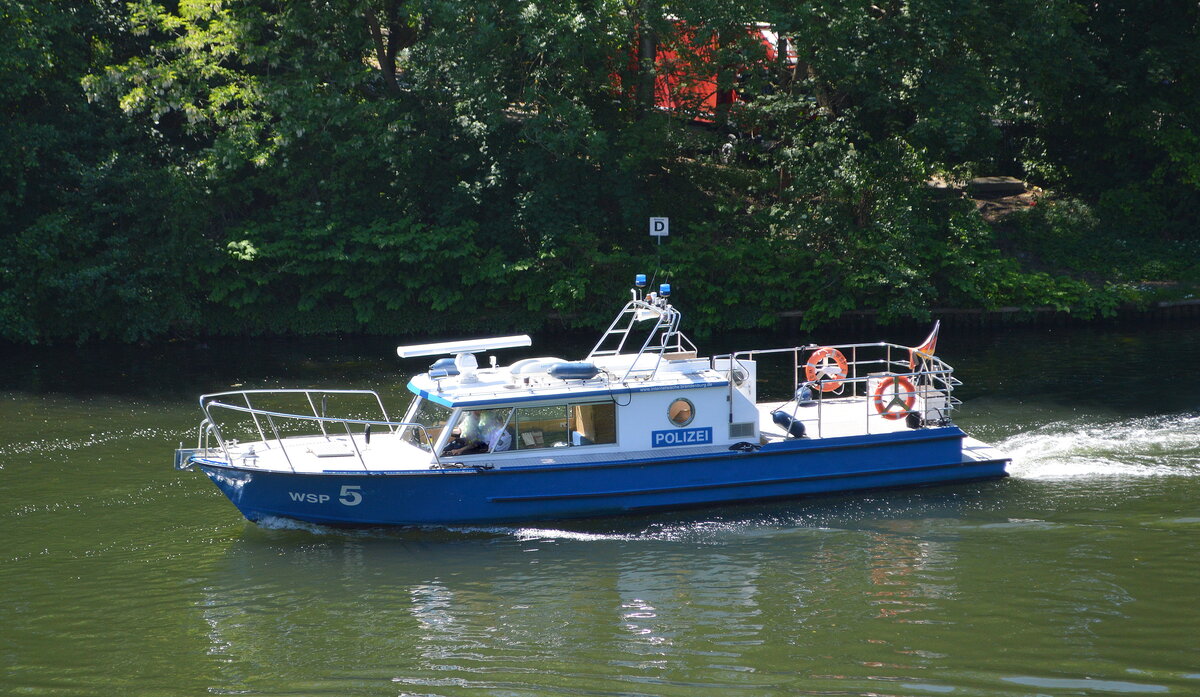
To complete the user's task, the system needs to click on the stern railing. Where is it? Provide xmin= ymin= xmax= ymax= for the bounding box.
xmin=716 ymin=342 xmax=961 ymax=439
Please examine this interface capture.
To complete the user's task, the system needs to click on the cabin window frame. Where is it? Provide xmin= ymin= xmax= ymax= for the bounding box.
xmin=441 ymin=406 xmax=516 ymax=456
xmin=400 ymin=397 xmax=454 ymax=452
xmin=667 ymin=397 xmax=696 ymax=427
xmin=500 ymin=399 xmax=618 ymax=451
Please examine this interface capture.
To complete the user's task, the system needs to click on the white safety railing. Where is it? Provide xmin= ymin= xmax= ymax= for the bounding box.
xmin=190 ymin=389 xmax=442 ymax=472
xmin=715 ymin=342 xmax=961 ymax=439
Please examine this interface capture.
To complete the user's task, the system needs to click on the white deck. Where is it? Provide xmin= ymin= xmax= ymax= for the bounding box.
xmin=198 ymin=432 xmax=733 ymax=474
xmin=757 ymin=397 xmax=921 ymax=440
xmin=195 ymin=394 xmax=946 ymax=475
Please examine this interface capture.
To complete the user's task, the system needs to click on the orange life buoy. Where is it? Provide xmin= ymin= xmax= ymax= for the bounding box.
xmin=805 ymin=347 xmax=848 ymax=392
xmin=873 ymin=375 xmax=917 ymax=420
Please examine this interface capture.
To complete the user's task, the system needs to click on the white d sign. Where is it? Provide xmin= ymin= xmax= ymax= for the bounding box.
xmin=649 ymin=217 xmax=669 ymax=237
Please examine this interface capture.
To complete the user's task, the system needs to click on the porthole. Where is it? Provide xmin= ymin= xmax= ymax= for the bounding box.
xmin=668 ymin=398 xmax=695 ymax=426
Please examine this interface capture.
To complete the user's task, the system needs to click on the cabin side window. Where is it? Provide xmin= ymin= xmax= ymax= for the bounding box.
xmin=570 ymin=402 xmax=616 ymax=446
xmin=510 ymin=404 xmax=568 ymax=449
xmin=508 ymin=401 xmax=616 ymax=449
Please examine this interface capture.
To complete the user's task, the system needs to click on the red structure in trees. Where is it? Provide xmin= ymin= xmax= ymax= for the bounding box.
xmin=640 ymin=21 xmax=797 ymax=122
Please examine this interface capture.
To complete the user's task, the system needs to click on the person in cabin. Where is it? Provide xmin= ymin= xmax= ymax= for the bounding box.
xmin=440 ymin=427 xmax=467 ymax=456
xmin=480 ymin=410 xmax=512 ymax=452
xmin=444 ymin=411 xmax=484 ymax=456
xmin=443 ymin=410 xmax=511 ymax=455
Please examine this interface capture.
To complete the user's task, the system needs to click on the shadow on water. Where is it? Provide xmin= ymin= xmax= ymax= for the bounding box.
xmin=234 ymin=476 xmax=1015 ymax=547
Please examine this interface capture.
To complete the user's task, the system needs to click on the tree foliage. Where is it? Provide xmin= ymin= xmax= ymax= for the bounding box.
xmin=2 ymin=0 xmax=1196 ymax=343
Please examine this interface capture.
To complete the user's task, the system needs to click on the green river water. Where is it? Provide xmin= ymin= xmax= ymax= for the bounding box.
xmin=2 ymin=323 xmax=1198 ymax=696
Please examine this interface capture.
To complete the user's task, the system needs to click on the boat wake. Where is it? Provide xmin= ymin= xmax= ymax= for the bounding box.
xmin=1001 ymin=412 xmax=1200 ymax=480
xmin=507 ymin=527 xmax=643 ymax=542
xmin=250 ymin=517 xmax=651 ymax=542
xmin=251 ymin=516 xmax=768 ymax=543
xmin=0 ymin=426 xmax=186 ymax=459
xmin=254 ymin=515 xmax=338 ymax=534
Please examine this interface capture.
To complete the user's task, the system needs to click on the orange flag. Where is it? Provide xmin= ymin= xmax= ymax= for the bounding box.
xmin=909 ymin=321 xmax=940 ymax=370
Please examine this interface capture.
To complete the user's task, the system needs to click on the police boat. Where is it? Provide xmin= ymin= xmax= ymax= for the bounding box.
xmin=175 ymin=276 xmax=1009 ymax=526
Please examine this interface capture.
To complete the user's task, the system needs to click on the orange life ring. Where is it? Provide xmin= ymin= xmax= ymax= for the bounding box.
xmin=873 ymin=375 xmax=917 ymax=420
xmin=805 ymin=347 xmax=848 ymax=392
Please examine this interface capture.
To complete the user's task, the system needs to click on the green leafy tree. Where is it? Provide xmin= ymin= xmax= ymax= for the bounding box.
xmin=4 ymin=0 xmax=1194 ymax=344
xmin=1031 ymin=2 xmax=1200 ymax=240
xmin=1 ymin=0 xmax=208 ymax=343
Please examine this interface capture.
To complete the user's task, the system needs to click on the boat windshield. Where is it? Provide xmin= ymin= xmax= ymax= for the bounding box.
xmin=402 ymin=398 xmax=453 ymax=451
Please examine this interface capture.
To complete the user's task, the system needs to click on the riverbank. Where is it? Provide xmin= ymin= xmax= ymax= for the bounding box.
xmin=778 ymin=297 xmax=1200 ymax=332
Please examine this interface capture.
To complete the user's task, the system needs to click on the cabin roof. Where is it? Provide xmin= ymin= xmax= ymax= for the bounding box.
xmin=407 ymin=356 xmax=728 ymax=408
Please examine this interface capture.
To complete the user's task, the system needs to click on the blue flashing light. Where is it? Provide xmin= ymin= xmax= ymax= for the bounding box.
xmin=635 ymin=274 xmax=647 ymax=288
xmin=659 ymin=283 xmax=671 ymax=297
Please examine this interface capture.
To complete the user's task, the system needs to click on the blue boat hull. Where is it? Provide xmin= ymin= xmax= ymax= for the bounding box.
xmin=195 ymin=427 xmax=1007 ymax=526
